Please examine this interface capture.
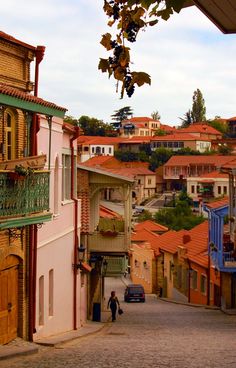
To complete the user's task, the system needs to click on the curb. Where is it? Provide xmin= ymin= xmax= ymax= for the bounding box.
xmin=158 ymin=297 xmax=221 ymax=310
xmin=0 ymin=345 xmax=39 ymax=361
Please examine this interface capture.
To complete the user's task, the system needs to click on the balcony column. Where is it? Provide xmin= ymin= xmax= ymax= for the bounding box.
xmin=123 ymin=183 xmax=132 ymax=250
xmin=24 ymin=112 xmax=33 ymax=156
xmin=46 ymin=116 xmax=52 ymax=170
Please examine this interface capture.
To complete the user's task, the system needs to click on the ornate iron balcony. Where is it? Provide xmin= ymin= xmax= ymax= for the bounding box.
xmin=0 ymin=170 xmax=50 ymax=218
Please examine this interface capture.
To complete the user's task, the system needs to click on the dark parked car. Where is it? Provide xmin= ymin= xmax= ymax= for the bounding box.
xmin=124 ymin=284 xmax=145 ymax=302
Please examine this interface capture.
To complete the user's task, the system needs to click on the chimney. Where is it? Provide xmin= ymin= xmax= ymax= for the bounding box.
xmin=183 ymin=234 xmax=191 ymax=244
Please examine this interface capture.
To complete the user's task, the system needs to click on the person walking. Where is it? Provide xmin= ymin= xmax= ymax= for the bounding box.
xmin=107 ymin=291 xmax=120 ymax=322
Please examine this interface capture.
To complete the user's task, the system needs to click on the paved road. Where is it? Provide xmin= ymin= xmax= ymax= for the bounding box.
xmin=2 ymin=277 xmax=236 ymax=368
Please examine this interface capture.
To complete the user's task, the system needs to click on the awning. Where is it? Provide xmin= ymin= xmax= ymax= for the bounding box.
xmin=80 ymin=262 xmax=92 ymax=273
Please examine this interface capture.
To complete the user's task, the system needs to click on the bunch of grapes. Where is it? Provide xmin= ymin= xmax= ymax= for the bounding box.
xmin=126 ymin=21 xmax=140 ymax=43
xmin=124 ymin=74 xmax=135 ymax=98
xmin=108 ymin=44 xmax=123 ymax=69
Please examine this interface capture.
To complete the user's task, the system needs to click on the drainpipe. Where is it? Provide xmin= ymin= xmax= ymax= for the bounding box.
xmin=207 ymin=253 xmax=210 ymax=306
xmin=187 ymin=259 xmax=191 ymax=303
xmin=69 ymin=125 xmax=80 ymax=330
xmin=28 ymin=46 xmax=45 ymax=341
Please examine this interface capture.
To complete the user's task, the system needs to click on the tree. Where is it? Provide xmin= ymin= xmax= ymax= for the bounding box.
xmin=79 ymin=115 xmax=115 ymax=136
xmin=99 ymin=1 xmax=186 ymax=98
xmin=217 ymin=143 xmax=233 ymax=155
xmin=191 ymin=88 xmax=206 ymax=122
xmin=111 ymin=106 xmax=133 ymax=129
xmin=207 ymin=119 xmax=228 ymax=136
xmin=64 ymin=115 xmax=79 ymax=126
xmin=154 ymin=191 xmax=204 ymax=230
xmin=149 ymin=147 xmax=173 ymax=171
xmin=179 ymin=109 xmax=192 ymax=128
xmin=151 ymin=110 xmax=161 ymax=120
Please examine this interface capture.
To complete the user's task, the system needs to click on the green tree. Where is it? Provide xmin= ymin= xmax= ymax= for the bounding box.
xmin=149 ymin=148 xmax=173 ymax=171
xmin=64 ymin=115 xmax=79 ymax=126
xmin=207 ymin=119 xmax=228 ymax=136
xmin=154 ymin=191 xmax=204 ymax=230
xmin=217 ymin=143 xmax=233 ymax=155
xmin=79 ymin=115 xmax=114 ymax=136
xmin=151 ymin=110 xmax=161 ymax=120
xmin=111 ymin=106 xmax=133 ymax=129
xmin=154 ymin=128 xmax=167 ymax=136
xmin=136 ymin=210 xmax=153 ymax=222
xmin=179 ymin=109 xmax=192 ymax=128
xmin=191 ymin=89 xmax=206 ymax=122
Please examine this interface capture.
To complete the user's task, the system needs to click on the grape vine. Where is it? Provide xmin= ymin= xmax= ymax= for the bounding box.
xmin=98 ymin=0 xmax=186 ymax=98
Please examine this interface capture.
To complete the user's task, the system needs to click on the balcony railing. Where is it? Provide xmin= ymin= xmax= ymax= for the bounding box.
xmin=0 ymin=170 xmax=50 ymax=218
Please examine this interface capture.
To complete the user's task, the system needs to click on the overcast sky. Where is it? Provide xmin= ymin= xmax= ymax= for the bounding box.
xmin=1 ymin=1 xmax=236 ymax=126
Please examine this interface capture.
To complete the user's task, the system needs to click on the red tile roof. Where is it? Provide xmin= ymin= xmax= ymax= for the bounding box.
xmin=131 ymin=228 xmax=160 ymax=255
xmin=134 ymin=220 xmax=168 ymax=233
xmin=185 ymin=222 xmax=209 ymax=267
xmin=151 ymin=133 xmax=210 ymax=142
xmin=123 ymin=117 xmax=159 ymax=123
xmin=0 ymin=83 xmax=67 ymax=112
xmin=164 ymin=155 xmax=235 ymax=167
xmin=99 ymin=205 xmax=122 ymax=219
xmin=176 ymin=124 xmax=222 ymax=135
xmin=81 ymin=156 xmax=115 ymax=167
xmin=204 ymin=197 xmax=229 ymax=209
xmin=198 ymin=170 xmax=228 ymax=179
xmin=158 ymin=229 xmax=188 ymax=254
xmin=119 ymin=136 xmax=152 ymax=144
xmin=77 ymin=135 xmax=125 ymax=145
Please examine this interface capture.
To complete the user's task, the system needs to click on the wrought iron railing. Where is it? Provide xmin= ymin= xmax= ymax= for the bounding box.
xmin=0 ymin=171 xmax=50 ymax=218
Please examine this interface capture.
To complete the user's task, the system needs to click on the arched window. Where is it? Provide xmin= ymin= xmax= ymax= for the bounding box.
xmin=5 ymin=111 xmax=16 ymax=160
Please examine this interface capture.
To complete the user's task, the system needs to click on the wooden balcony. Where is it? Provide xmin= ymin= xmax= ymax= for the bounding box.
xmin=88 ymin=231 xmax=128 ymax=253
xmin=0 ymin=170 xmax=51 ymax=229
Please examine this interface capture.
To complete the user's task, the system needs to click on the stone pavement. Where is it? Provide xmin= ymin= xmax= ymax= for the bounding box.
xmin=0 ymin=321 xmax=105 ymax=361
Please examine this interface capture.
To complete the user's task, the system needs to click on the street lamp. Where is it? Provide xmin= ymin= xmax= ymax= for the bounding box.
xmin=74 ymin=245 xmax=86 ymax=270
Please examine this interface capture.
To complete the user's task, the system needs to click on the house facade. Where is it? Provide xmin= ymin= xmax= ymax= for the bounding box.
xmin=187 ymin=171 xmax=229 ymax=200
xmin=0 ymin=31 xmax=66 ymax=344
xmin=77 ymin=136 xmax=123 ymax=163
xmin=150 ymin=133 xmax=211 ymax=153
xmin=163 ymin=155 xmax=234 ymax=191
xmin=34 ymin=119 xmax=87 ymax=340
xmin=119 ymin=117 xmax=161 ymax=137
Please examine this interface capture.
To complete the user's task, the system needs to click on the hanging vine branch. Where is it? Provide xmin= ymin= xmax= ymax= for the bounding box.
xmin=99 ymin=0 xmax=186 ymax=98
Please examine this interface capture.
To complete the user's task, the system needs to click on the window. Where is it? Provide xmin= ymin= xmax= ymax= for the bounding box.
xmin=62 ymin=154 xmax=71 ymax=201
xmin=92 ymin=147 xmax=95 ymax=153
xmin=109 ymin=147 xmax=112 ymax=154
xmin=49 ymin=269 xmax=54 ymax=316
xmin=191 ymin=270 xmax=198 ymax=290
xmin=218 ymin=186 xmax=221 ymax=195
xmin=191 ymin=185 xmax=195 ymax=194
xmin=39 ymin=276 xmax=44 ymax=325
xmin=5 ymin=111 xmax=16 ymax=160
xmin=197 ymin=185 xmax=200 ymax=193
xmin=102 ymin=147 xmax=105 ymax=154
xmin=223 ymin=186 xmax=227 ymax=194
xmin=148 ymin=179 xmax=152 ymax=185
xmin=84 ymin=146 xmax=89 ymax=152
xmin=200 ymin=274 xmax=207 ymax=294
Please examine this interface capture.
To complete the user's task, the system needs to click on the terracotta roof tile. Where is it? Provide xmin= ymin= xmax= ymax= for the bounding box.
xmin=198 ymin=170 xmax=228 ymax=179
xmin=0 ymin=83 xmax=67 ymax=112
xmin=131 ymin=228 xmax=160 ymax=255
xmin=151 ymin=133 xmax=210 ymax=142
xmin=176 ymin=124 xmax=222 ymax=135
xmin=205 ymin=197 xmax=229 ymax=209
xmin=134 ymin=220 xmax=168 ymax=233
xmin=99 ymin=205 xmax=122 ymax=219
xmin=164 ymin=155 xmax=235 ymax=167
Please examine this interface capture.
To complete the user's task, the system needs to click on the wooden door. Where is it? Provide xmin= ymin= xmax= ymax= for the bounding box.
xmin=0 ymin=265 xmax=18 ymax=345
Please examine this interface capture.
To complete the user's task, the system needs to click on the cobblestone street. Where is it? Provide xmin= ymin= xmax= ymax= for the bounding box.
xmin=2 ymin=277 xmax=236 ymax=368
